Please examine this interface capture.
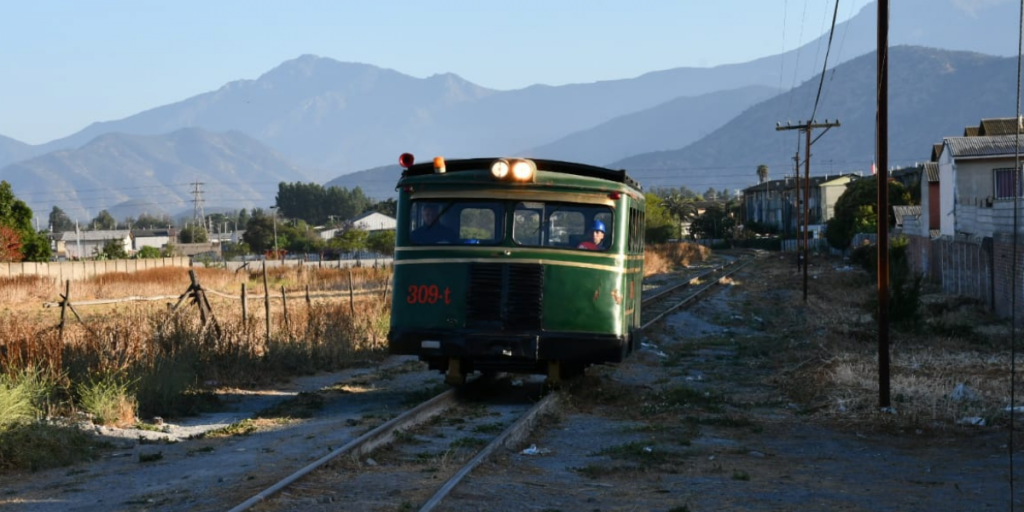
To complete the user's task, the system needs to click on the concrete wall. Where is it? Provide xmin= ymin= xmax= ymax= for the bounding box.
xmin=0 ymin=257 xmax=192 ymax=282
xmin=0 ymin=256 xmax=395 ymax=282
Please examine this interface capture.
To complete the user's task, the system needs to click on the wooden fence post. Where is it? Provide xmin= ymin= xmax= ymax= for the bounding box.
xmin=58 ymin=280 xmax=70 ymax=339
xmin=263 ymin=261 xmax=271 ymax=343
xmin=348 ymin=268 xmax=355 ymax=315
xmin=241 ymin=283 xmax=247 ymax=322
xmin=281 ymin=286 xmax=289 ymax=333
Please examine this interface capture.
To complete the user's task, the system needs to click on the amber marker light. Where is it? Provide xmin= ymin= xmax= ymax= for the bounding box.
xmin=433 ymin=156 xmax=446 ymax=174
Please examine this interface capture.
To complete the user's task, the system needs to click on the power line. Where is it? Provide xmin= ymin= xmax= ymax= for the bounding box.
xmin=810 ymin=0 xmax=841 ymax=124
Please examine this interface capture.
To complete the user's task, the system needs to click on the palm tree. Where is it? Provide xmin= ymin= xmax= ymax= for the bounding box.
xmin=661 ymin=193 xmax=699 ymax=237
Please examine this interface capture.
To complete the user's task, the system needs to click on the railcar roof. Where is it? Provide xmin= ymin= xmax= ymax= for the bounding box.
xmin=401 ymin=157 xmax=643 ymax=192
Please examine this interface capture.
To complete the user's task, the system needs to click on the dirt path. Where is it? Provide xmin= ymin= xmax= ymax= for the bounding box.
xmin=434 ymin=257 xmax=1022 ymax=512
xmin=3 ymin=254 xmax=1022 ymax=511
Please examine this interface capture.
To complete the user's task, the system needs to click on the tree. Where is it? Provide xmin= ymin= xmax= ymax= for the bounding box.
xmin=132 ymin=213 xmax=173 ymax=230
xmin=825 ymin=176 xmax=911 ymax=250
xmin=0 ymin=225 xmax=24 ymax=262
xmin=331 ymin=228 xmax=369 ymax=254
xmin=756 ymin=164 xmax=769 ymax=184
xmin=661 ymin=193 xmax=697 ymax=225
xmin=48 ymin=206 xmax=75 ymax=233
xmin=0 ymin=181 xmax=50 ymax=262
xmin=373 ymin=198 xmax=398 ymax=218
xmin=643 ymin=192 xmax=680 ymax=243
xmin=178 ymin=225 xmax=208 ymax=243
xmin=689 ymin=203 xmax=737 ymax=240
xmin=366 ymin=230 xmax=396 ymax=256
xmin=242 ymin=212 xmax=275 ymax=253
xmin=100 ymin=239 xmax=128 ymax=260
xmin=91 ymin=210 xmax=116 ymax=230
xmin=135 ymin=246 xmax=162 ymax=259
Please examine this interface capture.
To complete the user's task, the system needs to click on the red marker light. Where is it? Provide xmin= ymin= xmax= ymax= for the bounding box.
xmin=609 ymin=192 xmax=621 ymax=200
xmin=399 ymin=153 xmax=415 ymax=168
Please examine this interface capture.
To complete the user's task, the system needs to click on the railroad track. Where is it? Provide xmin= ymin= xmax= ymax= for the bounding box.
xmin=228 ymin=252 xmax=758 ymax=511
xmin=228 ymin=377 xmax=559 ymax=512
xmin=640 ymin=251 xmax=756 ymax=329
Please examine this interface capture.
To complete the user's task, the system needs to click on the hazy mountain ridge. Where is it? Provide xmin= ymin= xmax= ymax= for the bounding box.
xmin=521 ymin=86 xmax=779 ymax=165
xmin=615 ymin=46 xmax=1017 ymax=192
xmin=0 ymin=128 xmax=310 ymax=222
xmin=0 ymin=0 xmax=1020 ymax=215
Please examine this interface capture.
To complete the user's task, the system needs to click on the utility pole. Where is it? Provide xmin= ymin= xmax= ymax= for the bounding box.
xmin=776 ymin=119 xmax=841 ymax=301
xmin=876 ymin=0 xmax=891 ymax=409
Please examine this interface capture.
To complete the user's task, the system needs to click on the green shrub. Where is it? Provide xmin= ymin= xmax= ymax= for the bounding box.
xmin=76 ymin=372 xmax=137 ymax=427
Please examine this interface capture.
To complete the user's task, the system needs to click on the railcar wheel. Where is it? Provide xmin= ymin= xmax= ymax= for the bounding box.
xmin=445 ymin=358 xmax=466 ymax=386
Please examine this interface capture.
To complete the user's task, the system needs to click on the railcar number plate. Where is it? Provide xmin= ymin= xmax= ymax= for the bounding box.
xmin=406 ymin=284 xmax=452 ymax=305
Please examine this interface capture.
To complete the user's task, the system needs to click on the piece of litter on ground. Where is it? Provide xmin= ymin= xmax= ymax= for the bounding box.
xmin=949 ymin=383 xmax=979 ymax=402
xmin=520 ymin=444 xmax=551 ymax=455
xmin=958 ymin=417 xmax=986 ymax=426
xmin=643 ymin=446 xmax=653 ymax=453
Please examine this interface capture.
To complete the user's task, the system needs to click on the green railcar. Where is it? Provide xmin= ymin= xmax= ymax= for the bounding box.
xmin=387 ymin=154 xmax=645 ymax=385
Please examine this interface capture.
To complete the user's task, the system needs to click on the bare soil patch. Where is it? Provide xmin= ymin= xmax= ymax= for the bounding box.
xmin=2 ymin=251 xmax=1022 ymax=511
xmin=437 ymin=251 xmax=1022 ymax=512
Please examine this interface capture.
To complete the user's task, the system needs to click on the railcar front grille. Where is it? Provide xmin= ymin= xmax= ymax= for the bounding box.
xmin=466 ymin=263 xmax=544 ymax=330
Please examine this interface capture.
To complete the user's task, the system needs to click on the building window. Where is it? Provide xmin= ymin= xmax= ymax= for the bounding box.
xmin=994 ymin=168 xmax=1023 ymax=199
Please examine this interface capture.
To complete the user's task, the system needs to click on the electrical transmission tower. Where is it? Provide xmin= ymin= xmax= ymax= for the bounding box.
xmin=191 ymin=180 xmax=207 ymax=235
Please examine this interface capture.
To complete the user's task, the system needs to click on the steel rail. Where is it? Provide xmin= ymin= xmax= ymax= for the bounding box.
xmin=416 ymin=391 xmax=562 ymax=512
xmin=640 ymin=255 xmax=754 ymax=330
xmin=226 ymin=388 xmax=460 ymax=512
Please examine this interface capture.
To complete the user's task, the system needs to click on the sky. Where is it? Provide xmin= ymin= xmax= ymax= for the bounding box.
xmin=0 ymin=0 xmax=882 ymax=145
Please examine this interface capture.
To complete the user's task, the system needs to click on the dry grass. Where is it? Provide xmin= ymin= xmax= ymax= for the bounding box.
xmin=0 ymin=265 xmax=393 ymax=421
xmin=744 ymin=253 xmax=1014 ymax=430
xmin=644 ymin=243 xmax=711 ymax=277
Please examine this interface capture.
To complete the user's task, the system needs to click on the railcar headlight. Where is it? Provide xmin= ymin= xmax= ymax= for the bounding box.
xmin=511 ymin=160 xmax=534 ymax=181
xmin=491 ymin=159 xmax=510 ymax=179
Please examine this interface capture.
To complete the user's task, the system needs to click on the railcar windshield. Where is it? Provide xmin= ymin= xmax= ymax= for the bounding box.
xmin=512 ymin=202 xmax=613 ymax=251
xmin=410 ymin=200 xmax=504 ymax=245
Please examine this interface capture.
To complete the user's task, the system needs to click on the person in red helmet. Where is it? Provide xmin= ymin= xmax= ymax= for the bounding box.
xmin=577 ymin=219 xmax=606 ymax=250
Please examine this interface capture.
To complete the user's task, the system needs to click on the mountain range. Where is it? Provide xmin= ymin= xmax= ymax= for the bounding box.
xmin=0 ymin=0 xmax=1020 ymax=221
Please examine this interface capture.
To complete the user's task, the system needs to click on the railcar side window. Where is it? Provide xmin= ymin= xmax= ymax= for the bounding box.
xmin=512 ymin=202 xmax=612 ymax=250
xmin=410 ymin=200 xmax=503 ymax=245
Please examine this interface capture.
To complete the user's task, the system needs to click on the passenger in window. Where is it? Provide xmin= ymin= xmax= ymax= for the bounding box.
xmin=577 ymin=220 xmax=606 ymax=250
xmin=411 ymin=204 xmax=457 ymax=244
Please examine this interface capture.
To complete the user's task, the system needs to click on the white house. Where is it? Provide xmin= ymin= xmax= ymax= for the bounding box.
xmin=54 ymin=230 xmax=132 ymax=259
xmin=936 ymin=134 xmax=1024 ymax=237
xmin=351 ymin=211 xmax=396 ymax=232
xmin=132 ymin=229 xmax=174 ymax=252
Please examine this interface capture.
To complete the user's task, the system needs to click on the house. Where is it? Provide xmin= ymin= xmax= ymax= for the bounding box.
xmin=53 ymin=230 xmax=132 ymax=259
xmin=351 ymin=211 xmax=396 ymax=232
xmin=742 ymin=173 xmax=860 ymax=233
xmin=132 ymin=228 xmax=174 ymax=252
xmin=934 ymin=134 xmax=1024 ymax=237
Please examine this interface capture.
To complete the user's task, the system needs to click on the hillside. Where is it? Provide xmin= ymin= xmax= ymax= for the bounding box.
xmin=0 ymin=129 xmax=311 ymax=222
xmin=615 ymin=46 xmax=1020 ymax=193
xmin=521 ymin=86 xmax=778 ymax=166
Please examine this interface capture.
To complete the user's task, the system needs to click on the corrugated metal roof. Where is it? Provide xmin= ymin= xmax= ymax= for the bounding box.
xmin=892 ymin=205 xmax=922 ymax=227
xmin=979 ymin=117 xmax=1020 ymax=136
xmin=945 ymin=135 xmax=1024 ymax=158
xmin=740 ymin=173 xmax=859 ymax=194
xmin=963 ymin=126 xmax=980 ymax=136
xmin=923 ymin=162 xmax=939 ymax=182
xmin=56 ymin=230 xmax=131 ymax=242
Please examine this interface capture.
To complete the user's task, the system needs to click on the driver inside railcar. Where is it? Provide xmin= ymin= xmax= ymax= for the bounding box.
xmin=411 ymin=202 xmax=458 ymax=244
